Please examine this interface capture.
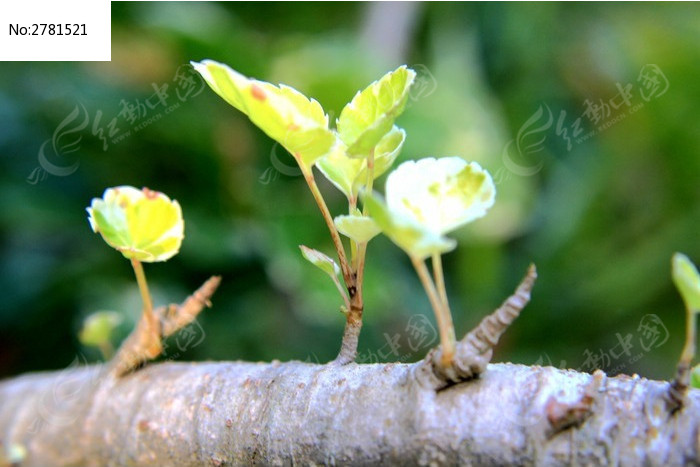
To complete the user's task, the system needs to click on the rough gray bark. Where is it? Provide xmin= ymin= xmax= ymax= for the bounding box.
xmin=2 ymin=266 xmax=696 ymax=465
xmin=1 ymin=360 xmax=699 ymax=466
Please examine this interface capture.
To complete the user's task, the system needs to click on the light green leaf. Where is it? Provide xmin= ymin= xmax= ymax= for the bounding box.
xmin=334 ymin=212 xmax=381 ymax=244
xmin=673 ymin=253 xmax=700 ymax=312
xmin=691 ymin=365 xmax=700 ymax=389
xmin=316 ymin=140 xmax=362 ymax=200
xmin=385 ymin=157 xmax=496 ymax=235
xmin=337 ymin=66 xmax=415 ymax=157
xmin=192 ymin=59 xmax=335 ymax=167
xmin=300 ymin=245 xmax=340 ymax=279
xmin=87 ymin=186 xmax=184 ymax=262
xmin=317 ymin=126 xmax=405 ymax=201
xmin=79 ymin=311 xmax=123 ymax=347
xmin=364 ymin=192 xmax=456 ymax=260
xmin=354 ymin=126 xmax=405 ymax=192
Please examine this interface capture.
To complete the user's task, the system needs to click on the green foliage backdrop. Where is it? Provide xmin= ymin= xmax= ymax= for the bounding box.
xmin=1 ymin=2 xmax=698 ymax=380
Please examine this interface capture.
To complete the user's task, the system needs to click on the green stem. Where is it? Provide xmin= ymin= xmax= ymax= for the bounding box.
xmin=411 ymin=256 xmax=456 ymax=366
xmin=130 ymin=258 xmax=161 ymax=356
xmin=355 ymin=149 xmax=375 ymax=301
xmin=350 ymin=240 xmax=359 ymax=273
xmin=432 ymin=253 xmax=449 ymax=311
xmin=131 ymin=258 xmax=154 ymax=319
xmin=680 ymin=307 xmax=697 ymax=366
xmin=298 ymin=162 xmax=352 ymax=286
xmin=98 ymin=341 xmax=115 ymax=361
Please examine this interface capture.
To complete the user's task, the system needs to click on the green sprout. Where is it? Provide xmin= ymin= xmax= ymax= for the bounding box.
xmin=691 ymin=365 xmax=700 ymax=389
xmin=193 ymin=60 xmax=415 ymax=363
xmin=673 ymin=253 xmax=700 ymax=369
xmin=365 ymin=157 xmax=496 ymax=367
xmin=87 ymin=186 xmax=184 ymax=358
xmin=667 ymin=252 xmax=700 ymax=406
xmin=78 ymin=311 xmax=123 ymax=359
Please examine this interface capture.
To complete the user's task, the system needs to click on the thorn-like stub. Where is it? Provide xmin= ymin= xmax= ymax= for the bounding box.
xmin=414 ymin=264 xmax=537 ymax=390
xmin=545 ymin=370 xmax=602 ymax=437
xmin=110 ymin=276 xmax=221 ymax=377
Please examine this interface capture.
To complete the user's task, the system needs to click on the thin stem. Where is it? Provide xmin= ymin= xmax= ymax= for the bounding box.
xmin=131 ymin=258 xmax=154 ymax=320
xmin=98 ymin=341 xmax=115 ymax=361
xmin=298 ymin=162 xmax=352 ymax=286
xmin=351 ymin=240 xmax=359 ymax=272
xmin=680 ymin=307 xmax=697 ymax=366
xmin=349 ymin=198 xmax=359 ymax=273
xmin=355 ymin=149 xmax=375 ymax=301
xmin=356 ymin=243 xmax=368 ymax=296
xmin=668 ymin=305 xmax=697 ymax=410
xmin=411 ymin=256 xmax=456 ymax=367
xmin=130 ymin=258 xmax=161 ymax=357
xmin=432 ymin=253 xmax=449 ymax=311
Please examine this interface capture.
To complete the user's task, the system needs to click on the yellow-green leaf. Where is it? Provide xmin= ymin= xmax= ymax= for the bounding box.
xmin=364 ymin=191 xmax=456 ymax=260
xmin=300 ymin=245 xmax=340 ymax=279
xmin=385 ymin=157 xmax=496 ymax=235
xmin=316 ymin=140 xmax=361 ymax=200
xmin=673 ymin=253 xmax=700 ymax=312
xmin=87 ymin=186 xmax=184 ymax=262
xmin=317 ymin=126 xmax=405 ymax=201
xmin=192 ymin=59 xmax=335 ymax=167
xmin=691 ymin=364 xmax=700 ymax=389
xmin=354 ymin=126 xmax=405 ymax=192
xmin=334 ymin=213 xmax=381 ymax=244
xmin=337 ymin=66 xmax=415 ymax=157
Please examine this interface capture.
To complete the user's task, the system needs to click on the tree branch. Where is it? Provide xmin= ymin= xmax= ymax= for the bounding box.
xmin=1 ymin=361 xmax=699 ymax=466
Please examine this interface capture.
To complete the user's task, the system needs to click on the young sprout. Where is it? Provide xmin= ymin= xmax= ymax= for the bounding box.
xmin=365 ymin=157 xmax=496 ymax=367
xmin=87 ymin=186 xmax=184 ymax=358
xmin=78 ymin=311 xmax=123 ymax=359
xmin=670 ymin=253 xmax=700 ymax=404
xmin=300 ymin=245 xmax=350 ymax=312
xmin=692 ymin=364 xmax=700 ymax=389
xmin=192 ymin=60 xmax=415 ymax=363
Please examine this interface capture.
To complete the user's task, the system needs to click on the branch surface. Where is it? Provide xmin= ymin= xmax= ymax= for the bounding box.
xmin=1 ymin=360 xmax=699 ymax=466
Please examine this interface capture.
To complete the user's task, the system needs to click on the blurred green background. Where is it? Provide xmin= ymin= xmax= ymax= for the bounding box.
xmin=1 ymin=2 xmax=698 ymax=380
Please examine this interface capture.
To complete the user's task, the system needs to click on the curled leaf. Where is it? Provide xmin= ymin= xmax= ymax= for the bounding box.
xmin=192 ymin=59 xmax=335 ymax=167
xmin=87 ymin=186 xmax=184 ymax=262
xmin=337 ymin=65 xmax=415 ymax=157
xmin=299 ymin=245 xmax=340 ymax=279
xmin=673 ymin=253 xmax=700 ymax=312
